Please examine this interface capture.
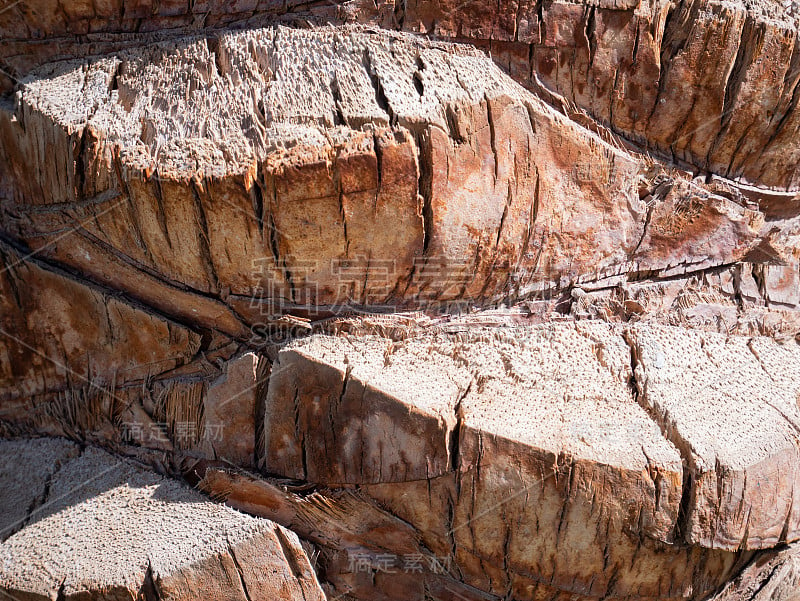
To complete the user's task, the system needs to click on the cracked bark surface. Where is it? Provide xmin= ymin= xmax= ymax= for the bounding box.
xmin=0 ymin=238 xmax=202 ymax=402
xmin=712 ymin=541 xmax=800 ymax=601
xmin=340 ymin=0 xmax=800 ymax=195
xmin=4 ymin=0 xmax=800 ymax=196
xmin=0 ymin=348 xmax=269 ymax=471
xmin=0 ymin=438 xmax=326 ymax=601
xmin=260 ymin=323 xmax=746 ymax=598
xmin=628 ymin=325 xmax=800 ymax=551
xmin=0 ymin=240 xmax=265 ymax=466
xmin=0 ymin=26 xmax=772 ymax=336
xmin=0 ymin=437 xmax=80 ymax=542
xmin=2 ymin=3 xmax=800 ymax=600
xmin=247 ymin=320 xmax=800 ymax=597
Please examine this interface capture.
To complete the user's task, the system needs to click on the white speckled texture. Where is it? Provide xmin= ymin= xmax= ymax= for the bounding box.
xmin=0 ymin=440 xmax=324 ymax=601
xmin=264 ymin=322 xmax=683 ymax=539
xmin=0 ymin=437 xmax=79 ymax=542
xmin=629 ymin=324 xmax=800 ymax=550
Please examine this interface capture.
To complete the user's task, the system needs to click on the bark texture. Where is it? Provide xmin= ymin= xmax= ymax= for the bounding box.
xmin=0 ymin=26 xmax=773 ymax=331
xmin=1 ymin=2 xmax=800 ymax=600
xmin=0 ymin=438 xmax=325 ymax=601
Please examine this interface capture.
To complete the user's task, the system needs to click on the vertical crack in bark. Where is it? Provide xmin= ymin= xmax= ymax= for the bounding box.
xmin=416 ymin=129 xmax=433 ymax=255
xmin=109 ymin=59 xmax=122 ymax=93
xmin=150 ymin=175 xmax=172 ymax=250
xmin=250 ymin=165 xmax=265 ymax=238
xmin=554 ymin=456 xmax=574 ymax=543
xmin=74 ymin=127 xmax=90 ymax=202
xmin=621 ymin=327 xmax=695 ymax=543
xmin=449 ymin=381 xmax=470 ymax=473
xmin=363 ymin=48 xmax=394 ymax=123
xmin=139 ymin=560 xmax=163 ymax=601
xmin=331 ymin=365 xmax=351 ymax=453
xmin=537 ymin=0 xmax=546 ymax=47
xmin=334 ymin=151 xmax=350 ymax=258
xmin=645 ymin=0 xmax=694 ymax=131
xmin=55 ymin=578 xmax=66 ymax=601
xmin=584 ymin=6 xmax=597 ymax=71
xmin=393 ymin=0 xmax=407 ymax=30
xmin=292 ymin=386 xmax=308 ymax=480
xmin=609 ymin=66 xmax=621 ymax=130
xmin=190 ymin=179 xmax=221 ymax=296
xmin=274 ymin=527 xmax=311 ymax=601
xmin=413 ymin=55 xmax=425 ymax=97
xmin=330 ymin=75 xmax=347 ymax=127
xmin=705 ymin=16 xmax=752 ymax=173
xmin=631 ymin=199 xmax=655 ymax=260
xmin=267 ymin=178 xmax=296 ymax=304
xmin=631 ymin=19 xmax=641 ymax=65
xmin=254 ymin=356 xmax=273 ymax=470
xmin=486 ymin=95 xmax=500 ymax=183
xmin=227 ymin=538 xmax=255 ymax=601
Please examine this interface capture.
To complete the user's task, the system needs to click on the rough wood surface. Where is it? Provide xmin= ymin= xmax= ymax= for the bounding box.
xmin=363 ymin=0 xmax=800 ymax=194
xmin=1 ymin=3 xmax=800 ymax=600
xmin=0 ymin=239 xmax=201 ymax=402
xmin=261 ymin=323 xmax=756 ymax=598
xmin=628 ymin=325 xmax=800 ymax=551
xmin=3 ymin=0 xmax=800 ymax=197
xmin=711 ymin=542 xmax=800 ymax=601
xmin=0 ymin=26 xmax=770 ymax=335
xmin=0 ymin=438 xmax=326 ymax=601
xmin=0 ymin=437 xmax=80 ymax=542
xmin=197 ymin=466 xmax=505 ymax=601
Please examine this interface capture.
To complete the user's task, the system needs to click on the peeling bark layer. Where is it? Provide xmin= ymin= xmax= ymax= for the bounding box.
xmin=0 ymin=26 xmax=769 ymax=333
xmin=358 ymin=0 xmax=800 ymax=194
xmin=712 ymin=541 xmax=800 ymax=601
xmin=0 ymin=239 xmax=202 ymax=402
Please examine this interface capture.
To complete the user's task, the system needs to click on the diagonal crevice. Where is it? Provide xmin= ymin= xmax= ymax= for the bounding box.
xmin=621 ymin=327 xmax=696 ymax=543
